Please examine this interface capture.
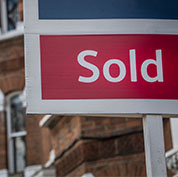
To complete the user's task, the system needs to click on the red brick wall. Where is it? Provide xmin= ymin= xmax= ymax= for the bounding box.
xmin=81 ymin=117 xmax=142 ymax=137
xmin=26 ymin=115 xmax=52 ymax=166
xmin=65 ymin=154 xmax=146 ymax=177
xmin=164 ymin=119 xmax=173 ymax=151
xmin=55 ymin=131 xmax=145 ymax=177
xmin=50 ymin=116 xmax=172 ymax=177
xmin=50 ymin=116 xmax=81 ymax=156
xmin=26 ymin=115 xmax=43 ymax=165
xmin=0 ymin=36 xmax=25 ymax=94
xmin=0 ymin=112 xmax=7 ymax=170
xmin=83 ymin=154 xmax=146 ymax=177
xmin=41 ymin=125 xmax=53 ymax=165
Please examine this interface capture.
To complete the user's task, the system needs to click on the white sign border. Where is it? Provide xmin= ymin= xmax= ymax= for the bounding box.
xmin=24 ymin=0 xmax=178 ymax=35
xmin=25 ymin=34 xmax=178 ymax=116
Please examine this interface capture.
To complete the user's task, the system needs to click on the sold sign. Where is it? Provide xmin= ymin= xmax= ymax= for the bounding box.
xmin=25 ymin=0 xmax=178 ymax=114
xmin=41 ymin=34 xmax=178 ymax=100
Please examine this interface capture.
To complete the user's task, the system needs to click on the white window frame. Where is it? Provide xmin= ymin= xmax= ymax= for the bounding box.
xmin=5 ymin=91 xmax=27 ymax=174
xmin=0 ymin=0 xmax=24 ymax=36
xmin=82 ymin=174 xmax=95 ymax=177
xmin=0 ymin=0 xmax=8 ymax=33
xmin=170 ymin=118 xmax=178 ymax=149
xmin=0 ymin=89 xmax=4 ymax=111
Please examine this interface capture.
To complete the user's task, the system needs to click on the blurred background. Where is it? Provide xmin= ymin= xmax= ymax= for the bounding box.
xmin=0 ymin=0 xmax=178 ymax=177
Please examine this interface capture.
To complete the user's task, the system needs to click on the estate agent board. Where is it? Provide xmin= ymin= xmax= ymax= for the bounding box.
xmin=24 ymin=0 xmax=178 ymax=115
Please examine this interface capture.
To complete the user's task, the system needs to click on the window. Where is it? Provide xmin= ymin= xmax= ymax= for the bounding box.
xmin=6 ymin=92 xmax=26 ymax=174
xmin=7 ymin=0 xmax=21 ymax=31
xmin=0 ymin=0 xmax=23 ymax=34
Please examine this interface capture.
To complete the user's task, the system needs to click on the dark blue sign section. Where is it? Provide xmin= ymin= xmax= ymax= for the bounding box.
xmin=39 ymin=0 xmax=178 ymax=20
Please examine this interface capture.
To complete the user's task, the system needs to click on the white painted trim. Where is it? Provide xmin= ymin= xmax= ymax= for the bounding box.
xmin=0 ymin=0 xmax=8 ymax=33
xmin=10 ymin=131 xmax=27 ymax=138
xmin=6 ymin=93 xmax=15 ymax=173
xmin=82 ymin=173 xmax=95 ymax=177
xmin=0 ymin=89 xmax=4 ymax=111
xmin=24 ymin=0 xmax=178 ymax=35
xmin=19 ymin=87 xmax=27 ymax=108
xmin=33 ymin=171 xmax=43 ymax=177
xmin=24 ymin=34 xmax=178 ymax=116
xmin=0 ymin=23 xmax=24 ymax=41
xmin=0 ymin=169 xmax=8 ymax=177
xmin=31 ymin=168 xmax=56 ymax=177
xmin=44 ymin=149 xmax=55 ymax=168
xmin=170 ymin=118 xmax=178 ymax=148
xmin=166 ymin=146 xmax=178 ymax=158
xmin=5 ymin=92 xmax=27 ymax=173
xmin=25 ymin=165 xmax=42 ymax=177
xmin=39 ymin=115 xmax=52 ymax=127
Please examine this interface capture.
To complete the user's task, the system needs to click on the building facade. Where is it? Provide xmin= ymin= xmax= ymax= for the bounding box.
xmin=0 ymin=1 xmax=54 ymax=176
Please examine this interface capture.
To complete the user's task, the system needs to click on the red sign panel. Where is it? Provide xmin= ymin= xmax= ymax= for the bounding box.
xmin=40 ymin=34 xmax=178 ymax=100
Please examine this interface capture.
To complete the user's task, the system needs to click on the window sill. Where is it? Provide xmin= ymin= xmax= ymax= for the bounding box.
xmin=0 ymin=23 xmax=24 ymax=41
xmin=10 ymin=131 xmax=27 ymax=138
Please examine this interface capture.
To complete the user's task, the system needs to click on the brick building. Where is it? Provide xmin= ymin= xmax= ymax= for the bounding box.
xmin=0 ymin=0 xmax=178 ymax=177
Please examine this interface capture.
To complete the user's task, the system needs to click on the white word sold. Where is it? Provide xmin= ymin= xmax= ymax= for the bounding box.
xmin=77 ymin=50 xmax=163 ymax=83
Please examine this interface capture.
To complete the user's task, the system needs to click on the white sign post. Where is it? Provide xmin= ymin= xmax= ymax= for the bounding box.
xmin=143 ymin=116 xmax=167 ymax=177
